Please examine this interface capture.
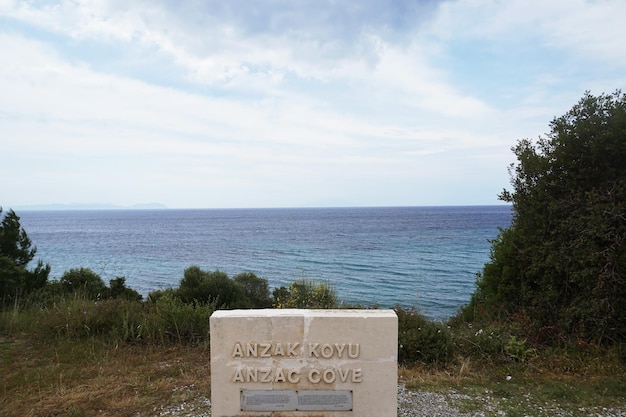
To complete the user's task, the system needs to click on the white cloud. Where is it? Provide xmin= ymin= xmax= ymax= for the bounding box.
xmin=429 ymin=0 xmax=626 ymax=67
xmin=1 ymin=0 xmax=624 ymax=208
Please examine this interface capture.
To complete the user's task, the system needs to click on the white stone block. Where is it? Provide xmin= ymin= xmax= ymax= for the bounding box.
xmin=210 ymin=309 xmax=397 ymax=417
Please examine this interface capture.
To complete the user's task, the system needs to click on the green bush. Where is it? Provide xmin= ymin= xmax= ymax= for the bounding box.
xmin=233 ymin=272 xmax=272 ymax=308
xmin=146 ymin=287 xmax=178 ymax=303
xmin=471 ymin=91 xmax=626 ymax=345
xmin=504 ymin=335 xmax=536 ymax=363
xmin=273 ymin=278 xmax=337 ymax=309
xmin=178 ymin=266 xmax=250 ymax=308
xmin=168 ymin=267 xmax=273 ymax=309
xmin=56 ymin=269 xmax=142 ymax=302
xmin=59 ymin=268 xmax=108 ymax=300
xmin=396 ymin=306 xmax=453 ymax=365
xmin=108 ymin=277 xmax=142 ymax=301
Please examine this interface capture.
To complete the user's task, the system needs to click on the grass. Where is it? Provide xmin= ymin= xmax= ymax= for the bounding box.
xmin=1 ymin=298 xmax=624 ymax=416
xmin=0 ymin=336 xmax=211 ymax=417
xmin=399 ymin=351 xmax=626 ymax=417
xmin=1 ymin=335 xmax=624 ymax=417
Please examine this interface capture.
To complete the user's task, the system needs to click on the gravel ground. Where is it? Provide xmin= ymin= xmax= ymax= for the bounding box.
xmin=396 ymin=384 xmax=626 ymax=417
xmin=151 ymin=384 xmax=626 ymax=417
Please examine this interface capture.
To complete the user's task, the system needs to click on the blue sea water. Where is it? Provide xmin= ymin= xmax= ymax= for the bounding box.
xmin=17 ymin=206 xmax=511 ymax=320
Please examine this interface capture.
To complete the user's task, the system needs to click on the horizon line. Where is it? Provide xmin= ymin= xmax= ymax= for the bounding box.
xmin=7 ymin=202 xmax=512 ymax=211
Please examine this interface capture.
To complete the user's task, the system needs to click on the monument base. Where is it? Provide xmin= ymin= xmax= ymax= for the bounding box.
xmin=210 ymin=309 xmax=397 ymax=417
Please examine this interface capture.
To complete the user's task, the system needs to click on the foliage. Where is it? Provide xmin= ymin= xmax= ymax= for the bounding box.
xmin=396 ymin=306 xmax=453 ymax=365
xmin=178 ymin=266 xmax=240 ymax=306
xmin=504 ymin=335 xmax=536 ymax=363
xmin=449 ymin=322 xmax=508 ymax=362
xmin=2 ymin=292 xmax=215 ymax=346
xmin=146 ymin=287 xmax=178 ymax=303
xmin=176 ymin=266 xmax=269 ymax=308
xmin=272 ymin=278 xmax=337 ymax=309
xmin=468 ymin=91 xmax=626 ymax=345
xmin=0 ymin=208 xmax=50 ymax=305
xmin=108 ymin=276 xmax=142 ymax=301
xmin=40 ymin=297 xmax=141 ymax=340
xmin=233 ymin=271 xmax=272 ymax=308
xmin=143 ymin=292 xmax=214 ymax=344
xmin=56 ymin=268 xmax=141 ymax=301
xmin=59 ymin=267 xmax=108 ymax=300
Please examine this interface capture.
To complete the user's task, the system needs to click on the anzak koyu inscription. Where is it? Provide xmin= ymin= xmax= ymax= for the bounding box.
xmin=231 ymin=341 xmax=363 ymax=384
xmin=231 ymin=342 xmax=360 ymax=359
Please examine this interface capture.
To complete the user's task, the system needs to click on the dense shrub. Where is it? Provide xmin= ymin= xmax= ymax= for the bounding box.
xmin=170 ymin=267 xmax=273 ymax=308
xmin=469 ymin=91 xmax=626 ymax=345
xmin=178 ymin=266 xmax=220 ymax=304
xmin=273 ymin=278 xmax=337 ymax=309
xmin=146 ymin=287 xmax=178 ymax=304
xmin=396 ymin=306 xmax=453 ymax=365
xmin=59 ymin=268 xmax=108 ymax=300
xmin=56 ymin=268 xmax=141 ymax=302
xmin=233 ymin=272 xmax=272 ymax=308
xmin=108 ymin=277 xmax=142 ymax=301
xmin=146 ymin=288 xmax=178 ymax=303
xmin=177 ymin=266 xmax=259 ymax=308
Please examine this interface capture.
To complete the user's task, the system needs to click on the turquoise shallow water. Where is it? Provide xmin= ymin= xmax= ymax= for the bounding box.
xmin=18 ymin=206 xmax=511 ymax=319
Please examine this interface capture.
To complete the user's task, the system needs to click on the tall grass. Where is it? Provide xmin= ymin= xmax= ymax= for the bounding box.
xmin=0 ymin=292 xmax=216 ymax=346
xmin=2 ymin=284 xmax=624 ymax=372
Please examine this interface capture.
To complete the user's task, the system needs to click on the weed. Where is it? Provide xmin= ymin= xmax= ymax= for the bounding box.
xmin=504 ymin=335 xmax=537 ymax=362
xmin=396 ymin=306 xmax=454 ymax=365
xmin=273 ymin=277 xmax=337 ymax=309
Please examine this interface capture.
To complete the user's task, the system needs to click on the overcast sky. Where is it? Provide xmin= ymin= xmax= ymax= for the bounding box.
xmin=2 ymin=0 xmax=625 ymax=209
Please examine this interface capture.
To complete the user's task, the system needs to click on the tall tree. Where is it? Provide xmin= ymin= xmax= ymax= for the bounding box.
xmin=470 ymin=91 xmax=626 ymax=345
xmin=0 ymin=208 xmax=50 ymax=304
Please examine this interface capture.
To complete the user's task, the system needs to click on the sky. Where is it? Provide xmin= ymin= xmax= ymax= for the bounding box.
xmin=1 ymin=0 xmax=625 ymax=209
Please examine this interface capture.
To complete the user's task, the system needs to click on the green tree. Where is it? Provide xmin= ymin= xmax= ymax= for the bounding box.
xmin=469 ymin=91 xmax=626 ymax=345
xmin=59 ymin=267 xmax=108 ymax=300
xmin=178 ymin=266 xmax=249 ymax=308
xmin=233 ymin=272 xmax=272 ymax=308
xmin=108 ymin=276 xmax=142 ymax=301
xmin=55 ymin=269 xmax=141 ymax=301
xmin=0 ymin=208 xmax=50 ymax=304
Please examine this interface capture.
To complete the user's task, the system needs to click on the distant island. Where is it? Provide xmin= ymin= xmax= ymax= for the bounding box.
xmin=14 ymin=202 xmax=168 ymax=210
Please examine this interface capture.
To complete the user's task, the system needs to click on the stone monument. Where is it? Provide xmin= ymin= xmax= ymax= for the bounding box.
xmin=210 ymin=309 xmax=397 ymax=417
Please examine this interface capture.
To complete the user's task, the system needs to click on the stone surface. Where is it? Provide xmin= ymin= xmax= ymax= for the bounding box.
xmin=210 ymin=309 xmax=397 ymax=417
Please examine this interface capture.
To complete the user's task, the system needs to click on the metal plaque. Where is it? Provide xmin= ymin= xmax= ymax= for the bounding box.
xmin=297 ymin=390 xmax=353 ymax=411
xmin=241 ymin=390 xmax=298 ymax=411
xmin=241 ymin=390 xmax=353 ymax=412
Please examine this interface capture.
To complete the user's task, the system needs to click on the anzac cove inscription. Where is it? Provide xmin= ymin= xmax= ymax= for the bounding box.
xmin=210 ymin=309 xmax=397 ymax=417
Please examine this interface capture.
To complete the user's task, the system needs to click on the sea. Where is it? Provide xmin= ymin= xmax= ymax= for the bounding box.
xmin=17 ymin=206 xmax=512 ymax=320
